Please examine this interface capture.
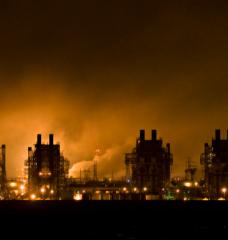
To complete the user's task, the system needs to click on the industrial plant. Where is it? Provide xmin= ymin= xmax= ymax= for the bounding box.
xmin=1 ymin=129 xmax=228 ymax=200
xmin=25 ymin=134 xmax=69 ymax=200
xmin=200 ymin=129 xmax=228 ymax=199
xmin=125 ymin=129 xmax=173 ymax=198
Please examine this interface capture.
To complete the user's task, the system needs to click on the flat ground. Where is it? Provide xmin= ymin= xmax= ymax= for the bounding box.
xmin=0 ymin=201 xmax=227 ymax=239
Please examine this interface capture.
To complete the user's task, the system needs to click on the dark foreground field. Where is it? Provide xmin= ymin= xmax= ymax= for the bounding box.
xmin=0 ymin=201 xmax=227 ymax=239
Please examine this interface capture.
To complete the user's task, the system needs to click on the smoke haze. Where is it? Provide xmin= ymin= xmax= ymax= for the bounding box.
xmin=0 ymin=1 xmax=228 ymax=178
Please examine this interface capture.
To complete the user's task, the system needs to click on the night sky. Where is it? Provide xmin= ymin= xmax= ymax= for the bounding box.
xmin=1 ymin=0 xmax=228 ymax=178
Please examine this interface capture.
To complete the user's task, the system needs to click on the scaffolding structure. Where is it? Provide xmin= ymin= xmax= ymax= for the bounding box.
xmin=200 ymin=129 xmax=228 ymax=199
xmin=185 ymin=158 xmax=197 ymax=182
xmin=26 ymin=134 xmax=69 ymax=199
xmin=125 ymin=149 xmax=137 ymax=183
xmin=93 ymin=149 xmax=101 ymax=181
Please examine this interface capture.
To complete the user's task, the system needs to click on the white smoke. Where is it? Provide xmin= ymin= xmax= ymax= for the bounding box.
xmin=69 ymin=161 xmax=94 ymax=178
xmin=68 ymin=143 xmax=130 ymax=180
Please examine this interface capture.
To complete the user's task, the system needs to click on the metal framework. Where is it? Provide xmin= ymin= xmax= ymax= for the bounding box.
xmin=200 ymin=129 xmax=228 ymax=199
xmin=125 ymin=130 xmax=173 ymax=195
xmin=26 ymin=134 xmax=69 ymax=199
xmin=185 ymin=158 xmax=197 ymax=182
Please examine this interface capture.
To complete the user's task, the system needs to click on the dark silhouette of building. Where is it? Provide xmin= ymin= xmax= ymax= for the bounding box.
xmin=0 ymin=145 xmax=6 ymax=195
xmin=200 ymin=129 xmax=228 ymax=199
xmin=185 ymin=158 xmax=197 ymax=182
xmin=26 ymin=134 xmax=69 ymax=199
xmin=125 ymin=130 xmax=173 ymax=196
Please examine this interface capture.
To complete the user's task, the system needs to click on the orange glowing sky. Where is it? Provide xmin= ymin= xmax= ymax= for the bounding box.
xmin=1 ymin=1 xmax=228 ymax=178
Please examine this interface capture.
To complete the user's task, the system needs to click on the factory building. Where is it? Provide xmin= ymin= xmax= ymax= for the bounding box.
xmin=200 ymin=129 xmax=228 ymax=199
xmin=26 ymin=134 xmax=69 ymax=200
xmin=125 ymin=130 xmax=173 ymax=197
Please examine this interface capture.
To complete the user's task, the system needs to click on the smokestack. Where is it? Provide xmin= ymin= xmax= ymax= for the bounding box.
xmin=28 ymin=147 xmax=33 ymax=160
xmin=152 ymin=129 xmax=157 ymax=140
xmin=2 ymin=144 xmax=5 ymax=161
xmin=166 ymin=143 xmax=170 ymax=153
xmin=1 ymin=145 xmax=6 ymax=179
xmin=204 ymin=143 xmax=209 ymax=152
xmin=37 ymin=134 xmax=41 ymax=145
xmin=1 ymin=144 xmax=5 ymax=161
xmin=215 ymin=129 xmax=220 ymax=141
xmin=140 ymin=129 xmax=145 ymax=141
xmin=49 ymin=134 xmax=54 ymax=145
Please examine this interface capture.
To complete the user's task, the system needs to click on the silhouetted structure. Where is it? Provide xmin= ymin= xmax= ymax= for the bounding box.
xmin=93 ymin=149 xmax=100 ymax=181
xmin=26 ymin=134 xmax=69 ymax=199
xmin=185 ymin=158 xmax=197 ymax=182
xmin=200 ymin=129 xmax=228 ymax=199
xmin=0 ymin=145 xmax=6 ymax=195
xmin=125 ymin=130 xmax=173 ymax=196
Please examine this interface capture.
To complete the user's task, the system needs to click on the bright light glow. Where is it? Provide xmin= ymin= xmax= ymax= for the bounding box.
xmin=73 ymin=192 xmax=82 ymax=201
xmin=194 ymin=182 xmax=198 ymax=187
xmin=20 ymin=185 xmax=25 ymax=191
xmin=39 ymin=172 xmax=51 ymax=177
xmin=40 ymin=187 xmax=45 ymax=193
xmin=218 ymin=197 xmax=225 ymax=201
xmin=50 ymin=190 xmax=54 ymax=194
xmin=143 ymin=187 xmax=147 ymax=192
xmin=9 ymin=182 xmax=17 ymax=187
xmin=95 ymin=149 xmax=101 ymax=154
xmin=133 ymin=187 xmax=137 ymax=192
xmin=82 ymin=190 xmax=86 ymax=193
xmin=202 ymin=197 xmax=209 ymax=201
xmin=221 ymin=187 xmax=227 ymax=194
xmin=105 ymin=191 xmax=110 ymax=194
xmin=183 ymin=197 xmax=188 ymax=201
xmin=30 ymin=194 xmax=36 ymax=200
xmin=95 ymin=190 xmax=100 ymax=194
xmin=176 ymin=189 xmax=180 ymax=193
xmin=184 ymin=182 xmax=192 ymax=187
xmin=123 ymin=187 xmax=127 ymax=191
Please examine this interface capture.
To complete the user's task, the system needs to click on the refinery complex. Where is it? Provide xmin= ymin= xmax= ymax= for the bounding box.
xmin=1 ymin=129 xmax=228 ymax=200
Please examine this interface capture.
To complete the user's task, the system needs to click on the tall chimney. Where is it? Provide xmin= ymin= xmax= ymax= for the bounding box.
xmin=49 ymin=134 xmax=54 ymax=145
xmin=37 ymin=134 xmax=41 ymax=145
xmin=1 ymin=144 xmax=5 ymax=153
xmin=28 ymin=147 xmax=33 ymax=158
xmin=28 ymin=147 xmax=33 ymax=192
xmin=204 ymin=143 xmax=209 ymax=153
xmin=215 ymin=129 xmax=220 ymax=141
xmin=166 ymin=143 xmax=170 ymax=153
xmin=152 ymin=129 xmax=157 ymax=140
xmin=140 ymin=129 xmax=145 ymax=141
xmin=1 ymin=145 xmax=6 ymax=176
